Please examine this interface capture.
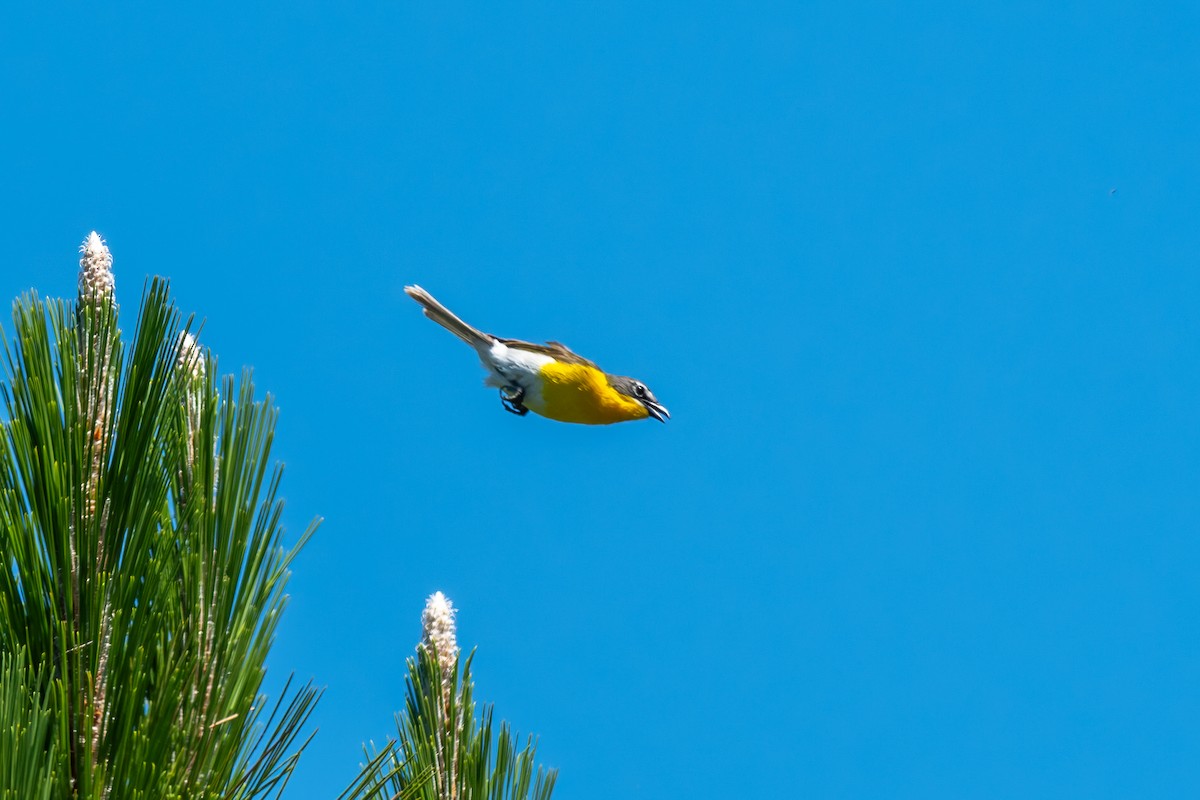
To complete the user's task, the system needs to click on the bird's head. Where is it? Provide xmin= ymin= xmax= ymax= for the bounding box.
xmin=608 ymin=375 xmax=670 ymax=423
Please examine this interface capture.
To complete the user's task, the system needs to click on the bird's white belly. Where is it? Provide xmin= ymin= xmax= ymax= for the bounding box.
xmin=477 ymin=341 xmax=553 ymax=406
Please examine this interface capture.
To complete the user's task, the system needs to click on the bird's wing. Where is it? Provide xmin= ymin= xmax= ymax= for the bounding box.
xmin=500 ymin=338 xmax=600 ymax=369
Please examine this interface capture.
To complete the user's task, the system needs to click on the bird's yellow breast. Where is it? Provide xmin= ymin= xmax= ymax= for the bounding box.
xmin=526 ymin=362 xmax=648 ymax=425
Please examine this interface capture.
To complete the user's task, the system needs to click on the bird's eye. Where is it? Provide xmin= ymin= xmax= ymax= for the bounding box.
xmin=634 ymin=384 xmax=646 ymax=397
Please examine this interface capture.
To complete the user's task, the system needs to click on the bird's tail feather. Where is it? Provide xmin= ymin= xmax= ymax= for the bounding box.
xmin=404 ymin=285 xmax=491 ymax=346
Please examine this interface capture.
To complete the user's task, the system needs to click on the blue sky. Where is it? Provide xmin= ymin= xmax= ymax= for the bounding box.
xmin=3 ymin=2 xmax=1199 ymax=797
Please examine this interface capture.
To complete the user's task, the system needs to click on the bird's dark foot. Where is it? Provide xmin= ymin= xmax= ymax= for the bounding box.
xmin=500 ymin=387 xmax=529 ymax=416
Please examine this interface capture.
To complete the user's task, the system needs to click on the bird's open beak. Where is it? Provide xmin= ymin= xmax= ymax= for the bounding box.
xmin=644 ymin=400 xmax=670 ymax=423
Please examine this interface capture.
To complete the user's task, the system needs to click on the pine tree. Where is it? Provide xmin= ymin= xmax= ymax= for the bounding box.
xmin=0 ymin=233 xmax=319 ymax=799
xmin=343 ymin=592 xmax=557 ymax=800
xmin=0 ymin=233 xmax=557 ymax=799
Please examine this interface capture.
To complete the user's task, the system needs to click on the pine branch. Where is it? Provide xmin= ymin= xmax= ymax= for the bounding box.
xmin=0 ymin=233 xmax=320 ymax=798
xmin=341 ymin=593 xmax=558 ymax=800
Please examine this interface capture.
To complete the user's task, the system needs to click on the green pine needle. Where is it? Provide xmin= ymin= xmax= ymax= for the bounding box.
xmin=0 ymin=277 xmax=319 ymax=798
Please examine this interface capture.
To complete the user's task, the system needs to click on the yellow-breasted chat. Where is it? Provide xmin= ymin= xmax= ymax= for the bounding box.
xmin=405 ymin=285 xmax=669 ymax=425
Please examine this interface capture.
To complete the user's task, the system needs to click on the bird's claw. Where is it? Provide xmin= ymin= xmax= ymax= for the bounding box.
xmin=500 ymin=387 xmax=528 ymax=416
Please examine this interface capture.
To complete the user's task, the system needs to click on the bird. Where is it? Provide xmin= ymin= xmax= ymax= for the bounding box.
xmin=404 ymin=285 xmax=669 ymax=425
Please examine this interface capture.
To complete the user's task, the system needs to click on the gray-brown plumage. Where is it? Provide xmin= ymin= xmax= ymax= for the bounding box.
xmin=404 ymin=285 xmax=599 ymax=367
